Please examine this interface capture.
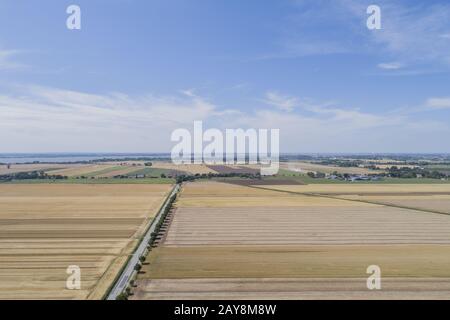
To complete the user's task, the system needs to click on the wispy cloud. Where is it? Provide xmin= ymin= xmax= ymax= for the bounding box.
xmin=232 ymin=106 xmax=449 ymax=153
xmin=270 ymin=1 xmax=450 ymax=72
xmin=426 ymin=97 xmax=450 ymax=110
xmin=377 ymin=62 xmax=403 ymax=70
xmin=256 ymin=91 xmax=450 ymax=152
xmin=0 ymin=49 xmax=25 ymax=70
xmin=340 ymin=0 xmax=450 ymax=70
xmin=0 ymin=85 xmax=223 ymax=152
xmin=1 ymin=85 xmax=449 ymax=153
xmin=262 ymin=91 xmax=298 ymax=112
xmin=256 ymin=41 xmax=348 ymax=61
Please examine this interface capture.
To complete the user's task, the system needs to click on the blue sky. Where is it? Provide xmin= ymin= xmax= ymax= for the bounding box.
xmin=0 ymin=0 xmax=450 ymax=153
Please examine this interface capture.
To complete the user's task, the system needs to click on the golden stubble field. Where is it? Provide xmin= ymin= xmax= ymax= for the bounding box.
xmin=263 ymin=184 xmax=450 ymax=215
xmin=46 ymin=164 xmax=128 ymax=177
xmin=133 ymin=181 xmax=450 ymax=300
xmin=3 ymin=161 xmax=263 ymax=178
xmin=150 ymin=162 xmax=217 ymax=175
xmin=281 ymin=161 xmax=376 ymax=175
xmin=0 ymin=183 xmax=172 ymax=300
xmin=1 ymin=163 xmax=133 ymax=178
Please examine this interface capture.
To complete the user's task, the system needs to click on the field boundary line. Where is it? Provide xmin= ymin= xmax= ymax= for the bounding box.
xmin=250 ymin=185 xmax=450 ymax=217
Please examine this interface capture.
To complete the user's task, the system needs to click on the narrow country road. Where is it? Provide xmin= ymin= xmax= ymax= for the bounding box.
xmin=106 ymin=183 xmax=180 ymax=300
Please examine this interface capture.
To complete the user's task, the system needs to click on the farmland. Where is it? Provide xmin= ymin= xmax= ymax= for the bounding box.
xmin=150 ymin=161 xmax=217 ymax=175
xmin=0 ymin=183 xmax=172 ymax=299
xmin=261 ymin=184 xmax=450 ymax=215
xmin=281 ymin=161 xmax=376 ymax=175
xmin=2 ymin=158 xmax=450 ymax=300
xmin=45 ymin=164 xmax=118 ymax=177
xmin=0 ymin=161 xmax=183 ymax=185
xmin=133 ymin=180 xmax=450 ymax=300
xmin=46 ymin=164 xmax=178 ymax=179
xmin=0 ymin=164 xmax=71 ymax=175
xmin=262 ymin=184 xmax=450 ymax=195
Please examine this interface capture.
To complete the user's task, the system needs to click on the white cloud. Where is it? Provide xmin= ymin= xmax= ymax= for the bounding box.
xmin=426 ymin=97 xmax=450 ymax=110
xmin=0 ymin=85 xmax=221 ymax=152
xmin=0 ymin=85 xmax=449 ymax=153
xmin=264 ymin=95 xmax=389 ymax=129
xmin=254 ymin=92 xmax=450 ymax=153
xmin=342 ymin=0 xmax=450 ymax=68
xmin=229 ymin=106 xmax=449 ymax=153
xmin=378 ymin=62 xmax=403 ymax=70
xmin=180 ymin=89 xmax=196 ymax=97
xmin=281 ymin=1 xmax=450 ymax=71
xmin=263 ymin=91 xmax=298 ymax=112
xmin=0 ymin=49 xmax=24 ymax=70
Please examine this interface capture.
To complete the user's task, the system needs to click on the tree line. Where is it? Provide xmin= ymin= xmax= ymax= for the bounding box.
xmin=0 ymin=171 xmax=68 ymax=181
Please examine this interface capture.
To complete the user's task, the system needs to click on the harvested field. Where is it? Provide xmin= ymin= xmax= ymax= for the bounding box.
xmin=151 ymin=161 xmax=214 ymax=175
xmin=46 ymin=164 xmax=117 ymax=177
xmin=176 ymin=182 xmax=371 ymax=208
xmin=0 ymin=164 xmax=71 ymax=175
xmin=141 ymin=245 xmax=450 ymax=279
xmin=176 ymin=195 xmax=372 ymax=208
xmin=133 ymin=278 xmax=450 ymax=300
xmin=84 ymin=165 xmax=180 ymax=178
xmin=125 ymin=167 xmax=185 ymax=177
xmin=214 ymin=178 xmax=304 ymax=186
xmin=164 ymin=206 xmax=450 ymax=245
xmin=4 ymin=163 xmax=149 ymax=179
xmin=91 ymin=166 xmax=144 ymax=178
xmin=260 ymin=184 xmax=450 ymax=215
xmin=282 ymin=161 xmax=376 ymax=175
xmin=262 ymin=184 xmax=450 ymax=195
xmin=333 ymin=195 xmax=450 ymax=215
xmin=206 ymin=165 xmax=260 ymax=174
xmin=0 ymin=184 xmax=172 ymax=299
xmin=133 ymin=180 xmax=450 ymax=300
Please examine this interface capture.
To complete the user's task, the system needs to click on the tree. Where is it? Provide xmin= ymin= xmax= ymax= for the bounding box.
xmin=316 ymin=172 xmax=326 ymax=179
xmin=116 ymin=292 xmax=128 ymax=300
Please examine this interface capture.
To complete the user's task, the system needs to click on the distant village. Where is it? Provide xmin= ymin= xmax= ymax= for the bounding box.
xmin=307 ymin=167 xmax=449 ymax=182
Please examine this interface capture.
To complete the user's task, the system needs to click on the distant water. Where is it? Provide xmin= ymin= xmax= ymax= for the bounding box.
xmin=0 ymin=153 xmax=170 ymax=164
xmin=1 ymin=153 xmax=448 ymax=164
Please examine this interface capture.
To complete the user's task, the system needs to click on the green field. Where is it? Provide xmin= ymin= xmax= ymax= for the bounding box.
xmin=425 ymin=165 xmax=450 ymax=174
xmin=125 ymin=167 xmax=177 ymax=177
xmin=275 ymin=169 xmax=450 ymax=184
xmin=83 ymin=166 xmax=123 ymax=178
